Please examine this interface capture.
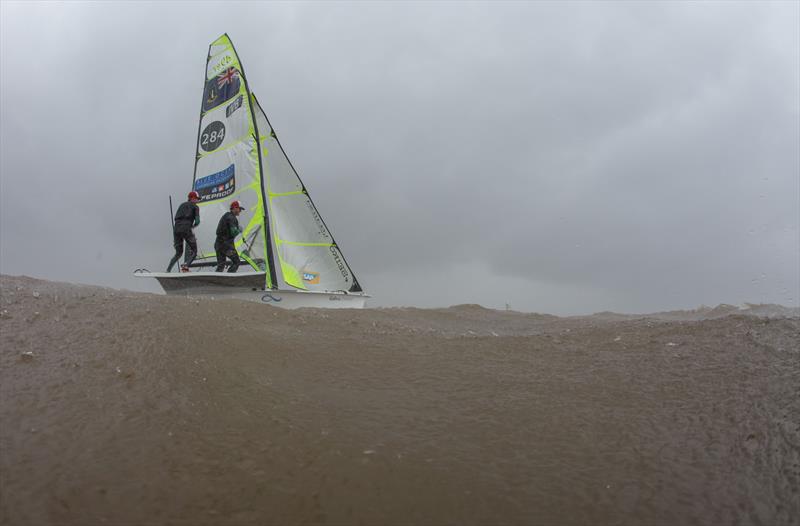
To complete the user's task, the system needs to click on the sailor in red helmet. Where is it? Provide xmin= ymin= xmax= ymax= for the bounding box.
xmin=167 ymin=190 xmax=201 ymax=272
xmin=214 ymin=200 xmax=245 ymax=273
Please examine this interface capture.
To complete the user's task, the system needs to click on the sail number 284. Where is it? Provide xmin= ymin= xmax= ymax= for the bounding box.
xmin=200 ymin=121 xmax=226 ymax=152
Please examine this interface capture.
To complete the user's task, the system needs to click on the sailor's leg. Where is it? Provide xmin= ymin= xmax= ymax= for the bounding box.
xmin=166 ymin=231 xmax=184 ymax=272
xmin=184 ymin=231 xmax=198 ymax=266
xmin=214 ymin=242 xmax=225 ymax=272
xmin=227 ymin=249 xmax=240 ymax=273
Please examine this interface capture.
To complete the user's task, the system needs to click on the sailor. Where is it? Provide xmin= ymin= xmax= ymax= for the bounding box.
xmin=166 ymin=191 xmax=201 ymax=273
xmin=214 ymin=200 xmax=245 ymax=273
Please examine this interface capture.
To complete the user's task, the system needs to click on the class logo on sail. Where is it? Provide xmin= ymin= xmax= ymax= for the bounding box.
xmin=203 ymin=67 xmax=241 ymax=112
xmin=194 ymin=164 xmax=235 ymax=201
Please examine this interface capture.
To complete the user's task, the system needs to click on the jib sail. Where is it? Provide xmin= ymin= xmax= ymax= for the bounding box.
xmin=191 ymin=34 xmax=276 ymax=287
xmin=252 ymin=94 xmax=362 ymax=293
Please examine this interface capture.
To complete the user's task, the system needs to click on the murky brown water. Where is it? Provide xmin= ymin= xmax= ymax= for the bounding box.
xmin=1 ymin=275 xmax=798 ymax=525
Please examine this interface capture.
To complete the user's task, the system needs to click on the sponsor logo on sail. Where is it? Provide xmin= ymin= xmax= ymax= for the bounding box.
xmin=194 ymin=164 xmax=235 ymax=201
xmin=329 ymin=246 xmax=349 ymax=282
xmin=200 ymin=121 xmax=226 ymax=152
xmin=305 ymin=201 xmax=330 ymax=239
xmin=226 ymin=95 xmax=243 ymax=117
xmin=302 ymin=271 xmax=320 ymax=284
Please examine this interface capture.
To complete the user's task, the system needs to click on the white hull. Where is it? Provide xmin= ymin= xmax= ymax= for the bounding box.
xmin=134 ymin=271 xmax=368 ymax=309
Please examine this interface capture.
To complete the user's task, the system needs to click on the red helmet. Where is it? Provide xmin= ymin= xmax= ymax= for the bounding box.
xmin=230 ymin=200 xmax=246 ymax=210
xmin=188 ymin=191 xmax=200 ymax=201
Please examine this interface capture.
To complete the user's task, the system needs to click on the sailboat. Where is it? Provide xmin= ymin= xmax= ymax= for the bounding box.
xmin=135 ymin=34 xmax=368 ymax=309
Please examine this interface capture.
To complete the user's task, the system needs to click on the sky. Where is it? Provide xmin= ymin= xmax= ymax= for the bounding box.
xmin=1 ymin=1 xmax=798 ymax=315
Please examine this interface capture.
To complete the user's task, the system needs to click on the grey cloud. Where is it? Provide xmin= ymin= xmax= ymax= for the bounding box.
xmin=1 ymin=1 xmax=797 ymax=314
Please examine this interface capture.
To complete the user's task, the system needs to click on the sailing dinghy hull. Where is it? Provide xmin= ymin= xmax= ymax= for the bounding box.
xmin=134 ymin=271 xmax=368 ymax=309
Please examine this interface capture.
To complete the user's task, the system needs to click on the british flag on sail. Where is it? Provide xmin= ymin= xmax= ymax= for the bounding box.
xmin=217 ymin=67 xmax=238 ymax=88
xmin=202 ymin=67 xmax=241 ymax=112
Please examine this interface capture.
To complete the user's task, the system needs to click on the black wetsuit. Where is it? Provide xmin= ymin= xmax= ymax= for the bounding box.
xmin=215 ymin=211 xmax=241 ymax=273
xmin=166 ymin=201 xmax=200 ymax=272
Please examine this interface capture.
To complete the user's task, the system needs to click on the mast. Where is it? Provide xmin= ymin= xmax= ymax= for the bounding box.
xmin=191 ymin=43 xmax=213 ymax=198
xmin=226 ymin=36 xmax=278 ymax=289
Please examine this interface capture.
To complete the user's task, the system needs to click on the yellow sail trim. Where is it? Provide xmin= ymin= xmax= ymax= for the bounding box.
xmin=209 ymin=46 xmax=231 ymax=59
xmin=210 ymin=34 xmax=230 ymax=48
xmin=280 ymin=261 xmax=305 ymax=289
xmin=277 ymin=240 xmax=335 ymax=247
xmin=239 ymin=252 xmax=259 ymax=272
xmin=247 ymin=140 xmax=270 ymax=283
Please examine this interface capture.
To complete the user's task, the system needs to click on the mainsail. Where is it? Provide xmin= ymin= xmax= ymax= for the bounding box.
xmin=191 ymin=34 xmax=275 ymax=287
xmin=190 ymin=34 xmax=361 ymax=293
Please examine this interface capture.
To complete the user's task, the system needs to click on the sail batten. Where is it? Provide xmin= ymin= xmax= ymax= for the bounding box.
xmin=280 ymin=241 xmax=339 ymax=247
